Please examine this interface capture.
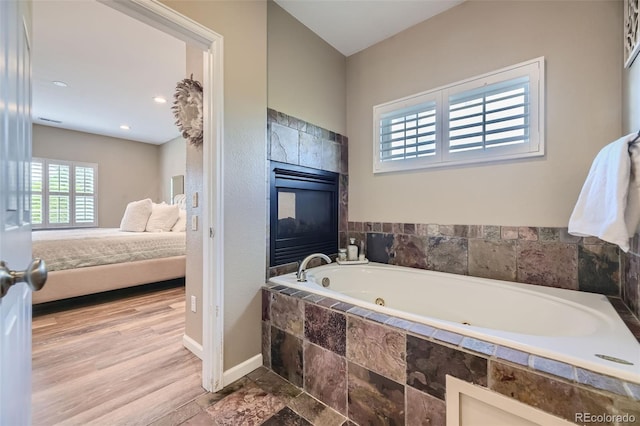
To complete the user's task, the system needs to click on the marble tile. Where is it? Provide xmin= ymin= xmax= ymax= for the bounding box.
xmin=427 ymin=237 xmax=468 ymax=275
xmin=299 ymin=132 xmax=322 ymax=170
xmin=322 ymin=140 xmax=341 ymax=173
xmin=305 ymin=304 xmax=346 ymax=356
xmin=205 ymin=381 xmax=285 ymax=426
xmin=340 ymin=143 xmax=348 ymax=175
xmin=406 ymin=335 xmax=487 ymax=400
xmin=578 ymin=244 xmax=620 ymax=295
xmin=518 ymin=226 xmax=539 ymax=241
xmin=271 ymin=293 xmax=304 ymax=337
xmin=575 ymin=368 xmax=627 ymax=397
xmin=346 ymin=317 xmax=406 ymax=383
xmin=347 ymin=362 xmax=405 ymax=426
xmin=538 ymin=227 xmax=561 ymax=241
xmin=391 ymin=234 xmax=428 ymax=270
xmin=252 ymin=367 xmax=303 ymax=401
xmin=261 ymin=407 xmax=312 ymax=426
xmin=195 ymin=377 xmax=253 ymax=408
xmin=271 ymin=326 xmax=304 ymax=387
xmin=262 ymin=321 xmax=271 ymax=368
xmin=482 ymin=225 xmax=501 ymax=240
xmin=468 ymin=239 xmax=517 ymax=281
xmin=303 ymin=342 xmax=348 ymax=415
xmin=516 ymin=241 xmax=578 ymax=290
xmin=287 ymin=392 xmax=346 ymax=426
xmin=366 ymin=233 xmax=394 ymax=264
xmin=489 ymin=362 xmax=615 ymax=424
xmin=432 ymin=329 xmax=464 ymax=345
xmin=271 ymin=123 xmax=299 ymax=164
xmin=501 ymin=226 xmax=518 ymax=240
xmin=404 ymin=223 xmax=416 ymax=235
xmin=383 ymin=222 xmax=393 ymax=233
xmin=530 ymin=356 xmax=574 ymax=381
xmin=339 ymin=175 xmax=348 ymax=233
xmin=460 ymin=337 xmax=496 ymax=356
xmin=495 ymin=346 xmax=529 ymax=366
xmin=262 ymin=288 xmax=271 ymax=321
xmin=406 ymin=386 xmax=446 ymax=426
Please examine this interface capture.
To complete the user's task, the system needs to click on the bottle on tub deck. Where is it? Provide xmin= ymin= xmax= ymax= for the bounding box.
xmin=347 ymin=238 xmax=358 ymax=261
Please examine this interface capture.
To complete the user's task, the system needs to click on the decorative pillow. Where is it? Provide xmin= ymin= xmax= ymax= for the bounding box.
xmin=171 ymin=209 xmax=187 ymax=232
xmin=120 ymin=198 xmax=153 ymax=232
xmin=146 ymin=202 xmax=180 ymax=232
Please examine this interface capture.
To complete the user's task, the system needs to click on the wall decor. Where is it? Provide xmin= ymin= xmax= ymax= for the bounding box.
xmin=173 ymin=75 xmax=203 ymax=146
xmin=625 ymin=0 xmax=640 ymax=68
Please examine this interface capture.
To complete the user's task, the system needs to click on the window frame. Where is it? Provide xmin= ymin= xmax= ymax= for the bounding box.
xmin=373 ymin=57 xmax=545 ymax=173
xmin=31 ymin=157 xmax=99 ymax=229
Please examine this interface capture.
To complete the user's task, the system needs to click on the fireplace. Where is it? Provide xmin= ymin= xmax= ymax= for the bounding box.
xmin=270 ymin=161 xmax=338 ymax=266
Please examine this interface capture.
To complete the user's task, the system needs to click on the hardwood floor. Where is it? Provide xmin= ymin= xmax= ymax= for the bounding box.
xmin=32 ymin=283 xmax=205 ymax=426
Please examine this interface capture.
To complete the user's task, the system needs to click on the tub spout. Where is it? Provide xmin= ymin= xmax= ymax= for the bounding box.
xmin=296 ymin=253 xmax=332 ymax=282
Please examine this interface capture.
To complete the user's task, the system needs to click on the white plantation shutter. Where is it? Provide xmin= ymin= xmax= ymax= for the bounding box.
xmin=74 ymin=165 xmax=95 ymax=224
xmin=31 ymin=160 xmax=43 ymax=225
xmin=379 ymin=102 xmax=437 ymax=161
xmin=31 ymin=158 xmax=98 ymax=228
xmin=373 ymin=57 xmax=544 ymax=173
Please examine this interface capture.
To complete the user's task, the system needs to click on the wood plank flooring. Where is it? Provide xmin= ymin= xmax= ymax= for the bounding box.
xmin=32 ymin=284 xmax=206 ymax=426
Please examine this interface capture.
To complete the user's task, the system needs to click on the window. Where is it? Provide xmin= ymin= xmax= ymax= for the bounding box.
xmin=31 ymin=158 xmax=98 ymax=228
xmin=373 ymin=57 xmax=544 ymax=173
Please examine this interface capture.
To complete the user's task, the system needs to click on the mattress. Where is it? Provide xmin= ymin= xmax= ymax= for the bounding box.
xmin=32 ymin=228 xmax=186 ymax=272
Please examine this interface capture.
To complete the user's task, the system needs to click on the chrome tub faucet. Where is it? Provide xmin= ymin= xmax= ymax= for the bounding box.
xmin=296 ymin=253 xmax=332 ymax=282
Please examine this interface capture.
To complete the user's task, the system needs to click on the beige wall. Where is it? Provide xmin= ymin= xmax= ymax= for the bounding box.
xmin=184 ymin=45 xmax=204 ymax=347
xmin=161 ymin=0 xmax=267 ymax=370
xmin=32 ymin=124 xmax=160 ymax=228
xmin=267 ymin=1 xmax=346 ymax=135
xmin=347 ymin=1 xmax=622 ymax=227
xmin=623 ymin=51 xmax=640 ymax=134
xmin=159 ymin=136 xmax=186 ymax=204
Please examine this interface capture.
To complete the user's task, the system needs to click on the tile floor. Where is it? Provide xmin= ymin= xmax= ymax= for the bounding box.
xmin=150 ymin=366 xmax=350 ymax=426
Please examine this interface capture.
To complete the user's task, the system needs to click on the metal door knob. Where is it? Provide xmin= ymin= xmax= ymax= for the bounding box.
xmin=0 ymin=258 xmax=48 ymax=298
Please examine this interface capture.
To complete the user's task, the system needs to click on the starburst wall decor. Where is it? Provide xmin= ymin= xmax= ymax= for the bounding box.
xmin=625 ymin=0 xmax=640 ymax=68
xmin=173 ymin=75 xmax=203 ymax=147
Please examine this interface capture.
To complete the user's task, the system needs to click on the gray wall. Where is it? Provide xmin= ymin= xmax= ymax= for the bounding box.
xmin=346 ymin=0 xmax=622 ymax=227
xmin=159 ymin=135 xmax=186 ymax=204
xmin=267 ymin=0 xmax=346 ymax=136
xmin=32 ymin=124 xmax=161 ymax=228
xmin=162 ymin=0 xmax=268 ymax=371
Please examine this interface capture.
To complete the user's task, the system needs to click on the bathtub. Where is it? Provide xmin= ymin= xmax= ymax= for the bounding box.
xmin=268 ymin=262 xmax=640 ymax=383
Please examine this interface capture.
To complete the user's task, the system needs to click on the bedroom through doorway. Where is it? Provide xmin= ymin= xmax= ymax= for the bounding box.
xmin=29 ymin=0 xmax=224 ymax=422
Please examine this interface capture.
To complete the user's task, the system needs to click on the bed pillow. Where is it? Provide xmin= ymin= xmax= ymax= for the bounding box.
xmin=171 ymin=209 xmax=187 ymax=232
xmin=146 ymin=202 xmax=180 ymax=232
xmin=120 ymin=198 xmax=153 ymax=232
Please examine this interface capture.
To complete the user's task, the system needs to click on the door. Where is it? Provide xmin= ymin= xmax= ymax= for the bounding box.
xmin=1 ymin=0 xmax=34 ymax=424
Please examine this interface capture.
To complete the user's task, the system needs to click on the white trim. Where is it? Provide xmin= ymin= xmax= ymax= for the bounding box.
xmin=445 ymin=376 xmax=575 ymax=426
xmin=222 ymin=354 xmax=263 ymax=387
xmin=182 ymin=334 xmax=203 ymax=360
xmin=101 ymin=0 xmax=225 ymax=393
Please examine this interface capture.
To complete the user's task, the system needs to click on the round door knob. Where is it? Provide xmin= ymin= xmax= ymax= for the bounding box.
xmin=0 ymin=258 xmax=48 ymax=298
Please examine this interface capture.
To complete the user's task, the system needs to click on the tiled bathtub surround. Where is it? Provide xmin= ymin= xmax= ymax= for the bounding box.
xmin=262 ymin=286 xmax=640 ymax=426
xmin=267 ymin=109 xmax=349 ymax=277
xmin=622 ymin=233 xmax=640 ymax=321
xmin=349 ymin=222 xmax=622 ymax=295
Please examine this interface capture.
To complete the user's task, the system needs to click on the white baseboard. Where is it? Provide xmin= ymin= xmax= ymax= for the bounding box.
xmin=182 ymin=334 xmax=203 ymax=360
xmin=222 ymin=354 xmax=263 ymax=386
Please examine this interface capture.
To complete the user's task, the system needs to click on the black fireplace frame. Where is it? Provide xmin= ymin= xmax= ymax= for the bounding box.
xmin=269 ymin=161 xmax=338 ymax=266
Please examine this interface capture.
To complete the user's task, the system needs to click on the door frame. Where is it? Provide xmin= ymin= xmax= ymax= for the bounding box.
xmin=101 ymin=0 xmax=224 ymax=392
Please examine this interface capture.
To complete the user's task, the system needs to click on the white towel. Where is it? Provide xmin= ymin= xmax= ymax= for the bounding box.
xmin=568 ymin=133 xmax=640 ymax=252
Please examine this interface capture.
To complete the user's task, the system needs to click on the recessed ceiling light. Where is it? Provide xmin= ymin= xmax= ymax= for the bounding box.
xmin=120 ymin=125 xmax=130 ymax=130
xmin=153 ymin=96 xmax=167 ymax=104
xmin=52 ymin=81 xmax=68 ymax=87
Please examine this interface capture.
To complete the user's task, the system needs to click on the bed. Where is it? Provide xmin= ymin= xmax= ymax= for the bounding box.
xmin=31 ymin=196 xmax=188 ymax=304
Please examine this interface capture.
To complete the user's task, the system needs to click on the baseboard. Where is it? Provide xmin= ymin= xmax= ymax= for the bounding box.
xmin=222 ymin=354 xmax=263 ymax=386
xmin=182 ymin=334 xmax=203 ymax=360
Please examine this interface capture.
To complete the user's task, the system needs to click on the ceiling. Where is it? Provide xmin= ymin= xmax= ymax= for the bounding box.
xmin=275 ymin=0 xmax=464 ymax=57
xmin=31 ymin=1 xmax=461 ymax=145
xmin=32 ymin=0 xmax=186 ymax=145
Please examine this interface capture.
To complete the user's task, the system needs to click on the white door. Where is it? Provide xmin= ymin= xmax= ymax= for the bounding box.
xmin=0 ymin=0 xmax=38 ymax=424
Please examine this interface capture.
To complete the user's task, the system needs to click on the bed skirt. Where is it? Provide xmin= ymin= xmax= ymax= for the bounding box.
xmin=32 ymin=255 xmax=186 ymax=304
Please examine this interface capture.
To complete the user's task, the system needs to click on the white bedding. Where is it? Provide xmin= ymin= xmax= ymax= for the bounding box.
xmin=32 ymin=228 xmax=186 ymax=272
